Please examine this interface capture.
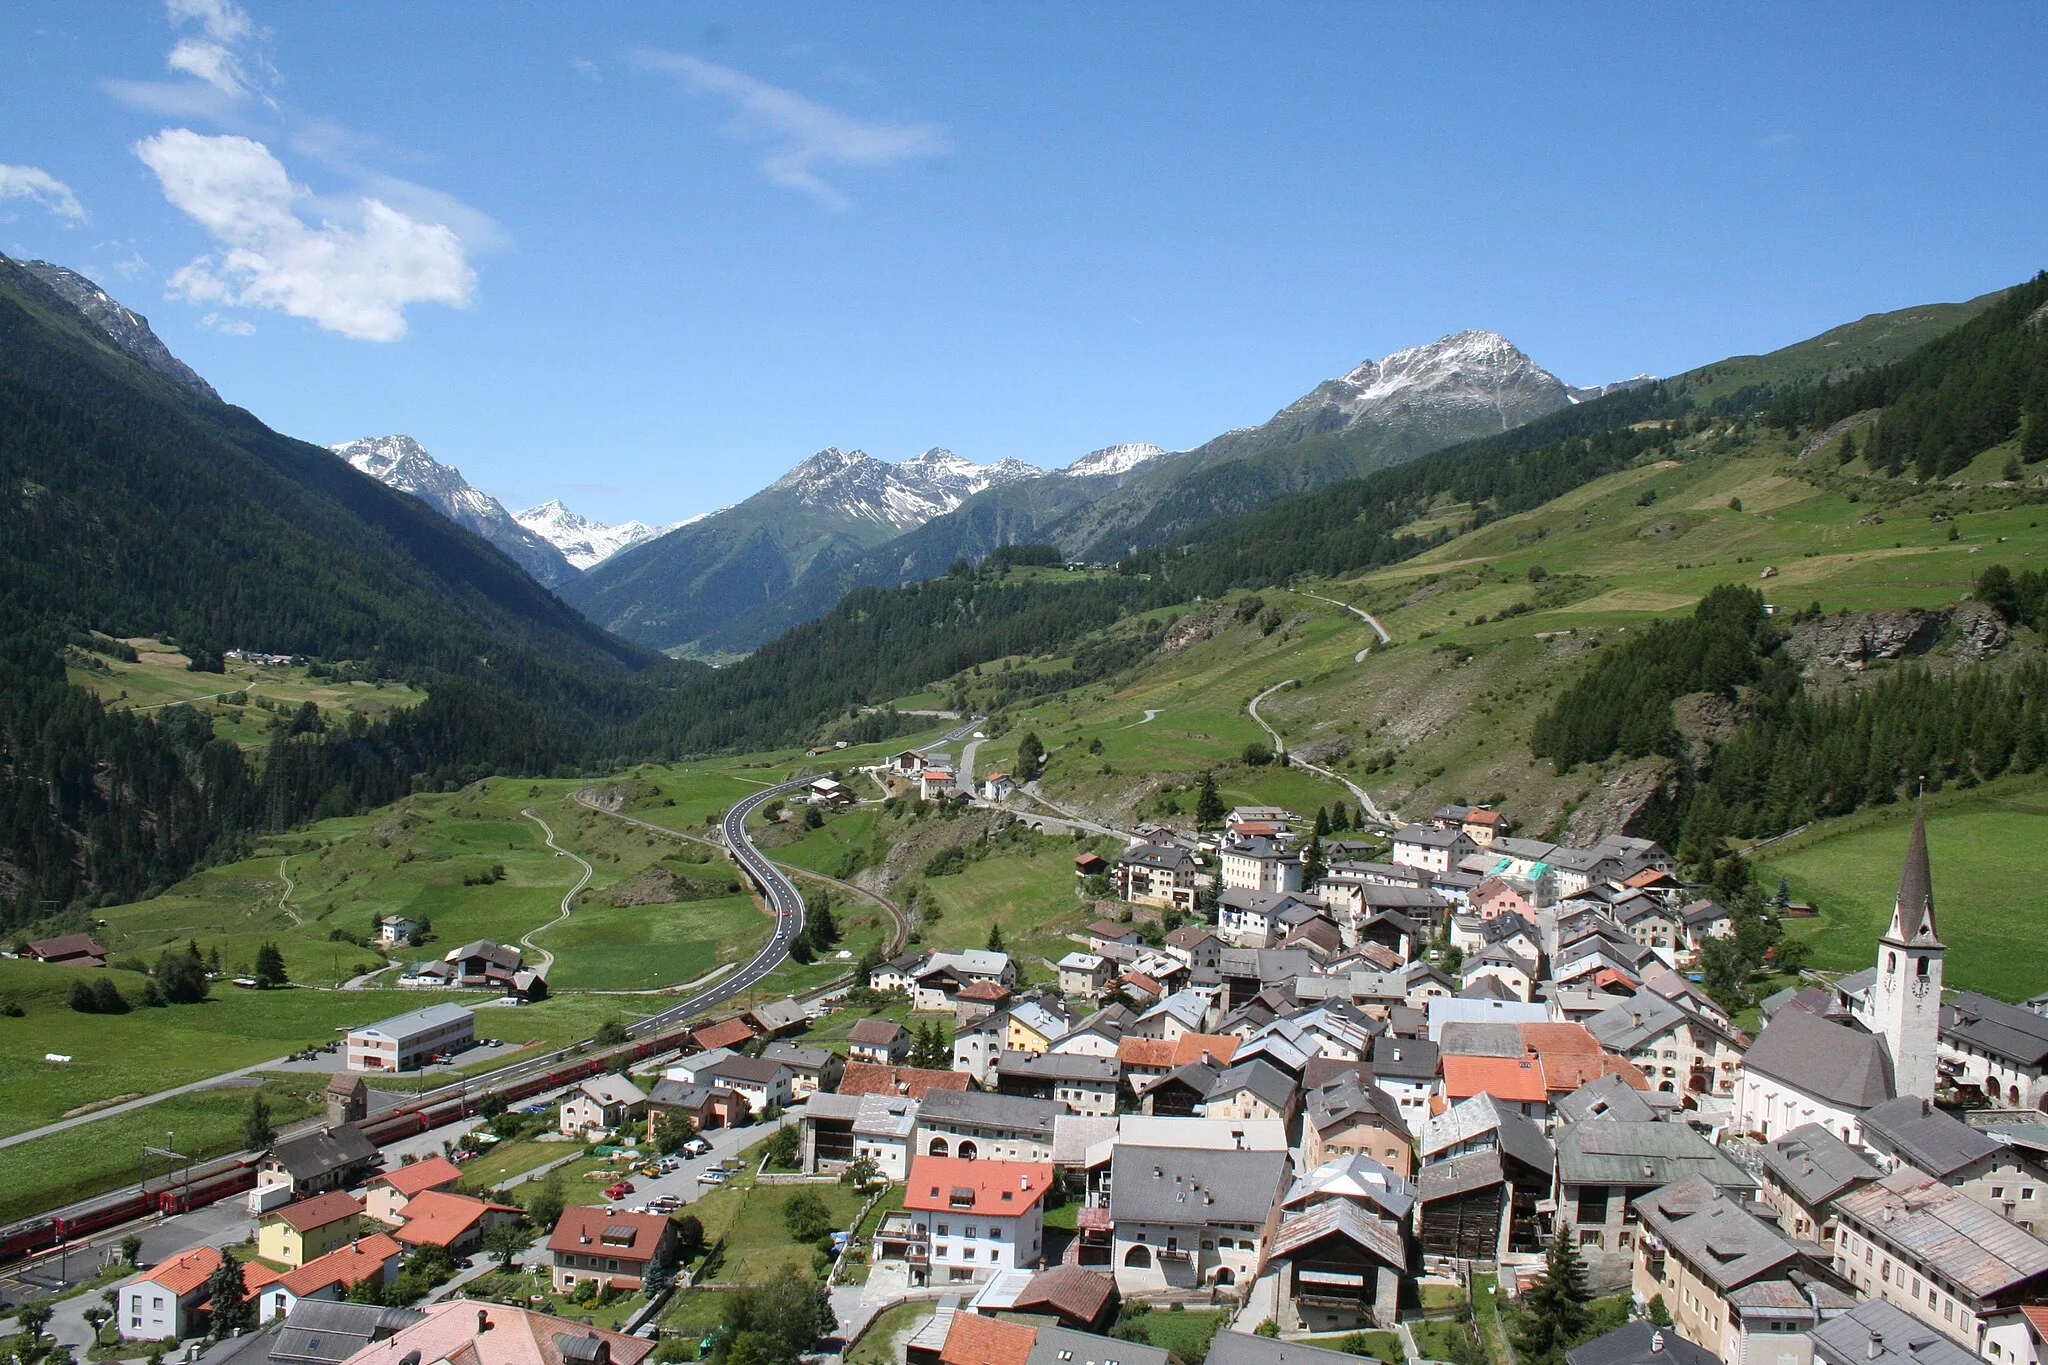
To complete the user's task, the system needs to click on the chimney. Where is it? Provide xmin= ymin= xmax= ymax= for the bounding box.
xmin=1869 ymin=1333 xmax=1884 ymax=1361
xmin=1651 ymin=1331 xmax=1664 ymax=1354
xmin=478 ymin=1310 xmax=492 ymax=1334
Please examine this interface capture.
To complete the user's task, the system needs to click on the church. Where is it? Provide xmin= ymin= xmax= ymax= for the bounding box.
xmin=1735 ymin=804 xmax=1944 ymax=1144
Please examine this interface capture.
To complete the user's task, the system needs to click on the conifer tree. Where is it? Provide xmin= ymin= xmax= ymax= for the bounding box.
xmin=1513 ymin=1222 xmax=1590 ymax=1364
xmin=1195 ymin=772 xmax=1224 ymax=827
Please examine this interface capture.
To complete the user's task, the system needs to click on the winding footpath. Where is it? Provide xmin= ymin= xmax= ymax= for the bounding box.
xmin=276 ymin=856 xmax=302 ymax=926
xmin=1247 ymin=678 xmax=1391 ymax=825
xmin=1297 ymin=589 xmax=1392 ymax=646
xmin=518 ymin=808 xmax=593 ymax=974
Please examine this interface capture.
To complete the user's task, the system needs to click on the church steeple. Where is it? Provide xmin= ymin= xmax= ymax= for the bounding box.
xmin=1884 ymin=801 xmax=1942 ymax=949
xmin=1874 ymin=800 xmax=1944 ymax=1099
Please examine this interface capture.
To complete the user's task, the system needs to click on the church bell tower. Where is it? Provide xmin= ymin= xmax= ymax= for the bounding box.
xmin=1873 ymin=802 xmax=1944 ymax=1100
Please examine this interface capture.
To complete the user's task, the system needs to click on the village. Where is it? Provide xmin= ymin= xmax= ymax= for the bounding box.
xmin=74 ymin=777 xmax=2048 ymax=1365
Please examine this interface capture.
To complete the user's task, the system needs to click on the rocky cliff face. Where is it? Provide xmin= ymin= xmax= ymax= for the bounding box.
xmin=18 ymin=259 xmax=220 ymax=400
xmin=332 ymin=435 xmax=576 ymax=587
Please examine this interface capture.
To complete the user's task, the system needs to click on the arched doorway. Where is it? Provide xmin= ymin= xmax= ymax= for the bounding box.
xmin=1125 ymin=1246 xmax=1152 ymax=1268
xmin=958 ymin=1140 xmax=979 ymax=1160
xmin=1212 ymin=1268 xmax=1236 ymax=1286
xmin=929 ymin=1138 xmax=949 ymax=1157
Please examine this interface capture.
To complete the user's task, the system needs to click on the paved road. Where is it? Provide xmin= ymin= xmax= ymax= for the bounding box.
xmin=519 ymin=808 xmax=593 ymax=973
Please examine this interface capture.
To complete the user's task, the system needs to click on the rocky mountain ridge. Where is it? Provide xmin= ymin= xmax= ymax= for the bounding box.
xmin=15 ymin=258 xmax=220 ymax=400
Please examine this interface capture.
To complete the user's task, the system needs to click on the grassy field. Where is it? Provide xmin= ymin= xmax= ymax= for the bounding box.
xmin=536 ymin=894 xmax=767 ymax=992
xmin=67 ymin=642 xmax=430 ymax=750
xmin=716 ymin=1178 xmax=866 ymax=1281
xmin=1113 ymin=1309 xmax=1228 ymax=1364
xmin=1756 ymin=776 xmax=2048 ymax=1001
xmin=0 ymin=1079 xmax=319 ymax=1222
xmin=846 ymin=1300 xmax=932 ymax=1365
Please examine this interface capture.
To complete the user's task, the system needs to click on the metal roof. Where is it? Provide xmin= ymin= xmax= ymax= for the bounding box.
xmin=1836 ymin=1172 xmax=2048 ymax=1299
xmin=1740 ymin=1007 xmax=1895 ymax=1110
xmin=1811 ymin=1299 xmax=1978 ymax=1365
xmin=1107 ymin=1145 xmax=1290 ymax=1225
xmin=1633 ymin=1174 xmax=1803 ymax=1293
xmin=1554 ymin=1120 xmax=1757 ymax=1192
xmin=1861 ymin=1097 xmax=2000 ymax=1180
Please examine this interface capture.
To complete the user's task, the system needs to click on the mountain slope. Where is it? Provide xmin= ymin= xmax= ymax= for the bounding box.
xmin=16 ymin=259 xmax=220 ymax=400
xmin=515 ymin=500 xmax=674 ymax=570
xmin=687 ymin=446 xmax=1167 ymax=653
xmin=333 ymin=435 xmax=577 ymax=588
xmin=561 ymin=445 xmax=1056 ymax=653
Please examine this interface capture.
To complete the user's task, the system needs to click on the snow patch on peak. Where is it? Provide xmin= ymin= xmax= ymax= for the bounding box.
xmin=330 ymin=434 xmax=576 ymax=587
xmin=1284 ymin=329 xmax=1575 ymax=437
xmin=766 ymin=445 xmax=1046 ymax=531
xmin=1060 ymin=443 xmax=1168 ymax=478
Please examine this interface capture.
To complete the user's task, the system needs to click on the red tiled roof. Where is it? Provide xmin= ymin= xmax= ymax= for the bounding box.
xmin=24 ymin=933 xmax=106 ymax=960
xmin=274 ymin=1233 xmax=404 ymax=1296
xmin=838 ymin=1062 xmax=971 ymax=1099
xmin=1172 ymin=1033 xmax=1239 ymax=1067
xmin=690 ymin=1018 xmax=756 ymax=1052
xmin=1441 ymin=1055 xmax=1548 ymax=1104
xmin=545 ymin=1206 xmax=670 ymax=1264
xmin=940 ymin=1313 xmax=1037 ymax=1365
xmin=905 ymin=1155 xmax=1054 ymax=1215
xmin=371 ymin=1155 xmax=464 ymax=1198
xmin=1122 ymin=972 xmax=1163 ymax=996
xmin=139 ymin=1245 xmax=224 ymax=1296
xmin=1088 ymin=920 xmax=1135 ymax=939
xmin=396 ymin=1190 xmax=517 ymax=1247
xmin=959 ymin=980 xmax=1010 ymax=1002
xmin=1624 ymin=868 xmax=1673 ymax=888
xmin=266 ymin=1190 xmax=364 ymax=1233
xmin=2023 ymin=1306 xmax=2048 ymax=1341
xmin=1117 ymin=1037 xmax=1173 ymax=1068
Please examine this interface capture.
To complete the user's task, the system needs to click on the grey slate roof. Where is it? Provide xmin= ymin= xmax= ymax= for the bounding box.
xmin=997 ymin=1050 xmax=1121 ymax=1084
xmin=761 ymin=1041 xmax=834 ymax=1072
xmin=1943 ymin=990 xmax=2048 ymax=1068
xmin=1283 ymin=1153 xmax=1415 ymax=1220
xmin=1758 ymin=1123 xmax=1881 ymax=1208
xmin=1416 ymin=1149 xmax=1508 ymax=1201
xmin=1633 ymin=1174 xmax=1802 ymax=1292
xmin=1439 ymin=1021 xmax=1526 ymax=1058
xmin=1553 ymin=1074 xmax=1658 ymax=1126
xmin=1741 ymin=1006 xmax=1895 ymax=1111
xmin=1107 ymin=1145 xmax=1290 ymax=1225
xmin=1122 ymin=842 xmax=1195 ymax=871
xmin=1370 ymin=1035 xmax=1439 ymax=1080
xmin=1567 ymin=1322 xmax=1719 ymax=1365
xmin=1207 ymin=1332 xmax=1361 ymax=1365
xmin=1025 ymin=1326 xmax=1169 ymax=1365
xmin=1304 ymin=1075 xmax=1409 ymax=1141
xmin=1861 ymin=1096 xmax=2000 ymax=1179
xmin=917 ymin=1086 xmax=1061 ymax=1135
xmin=1811 ymin=1300 xmax=1977 ymax=1365
xmin=269 ymin=1124 xmax=378 ymax=1181
xmin=1554 ymin=1121 xmax=1757 ymax=1193
xmin=1205 ymin=1059 xmax=1298 ymax=1112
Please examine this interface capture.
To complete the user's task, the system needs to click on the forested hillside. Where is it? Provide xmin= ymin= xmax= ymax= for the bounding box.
xmin=0 ymin=259 xmax=655 ymax=919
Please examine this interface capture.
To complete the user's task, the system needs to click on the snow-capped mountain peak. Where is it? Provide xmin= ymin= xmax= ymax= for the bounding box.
xmin=1060 ymin=443 xmax=1168 ymax=479
xmin=331 ymin=435 xmax=576 ymax=587
xmin=514 ymin=499 xmax=672 ymax=571
xmin=1262 ymin=329 xmax=1579 ymax=445
xmin=767 ymin=446 xmax=1045 ymax=531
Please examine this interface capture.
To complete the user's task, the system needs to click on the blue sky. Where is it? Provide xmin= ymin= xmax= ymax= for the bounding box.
xmin=2 ymin=3 xmax=2044 ymax=525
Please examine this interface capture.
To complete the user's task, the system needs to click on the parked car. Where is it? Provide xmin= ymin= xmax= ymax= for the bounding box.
xmin=604 ymin=1181 xmax=635 ymax=1199
xmin=650 ymin=1195 xmax=681 ymax=1212
xmin=695 ymin=1168 xmax=728 ymax=1185
xmin=682 ymin=1139 xmax=711 ymax=1157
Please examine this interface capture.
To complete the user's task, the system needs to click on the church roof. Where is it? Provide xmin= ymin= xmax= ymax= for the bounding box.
xmin=1742 ymin=1006 xmax=1895 ymax=1111
xmin=1886 ymin=803 xmax=1942 ymax=948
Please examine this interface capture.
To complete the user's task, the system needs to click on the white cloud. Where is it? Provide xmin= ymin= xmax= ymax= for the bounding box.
xmin=633 ymin=50 xmax=949 ymax=210
xmin=167 ymin=37 xmax=247 ymax=96
xmin=199 ymin=311 xmax=255 ymax=335
xmin=134 ymin=129 xmax=475 ymax=342
xmin=166 ymin=0 xmax=251 ymax=46
xmin=0 ymin=164 xmax=86 ymax=222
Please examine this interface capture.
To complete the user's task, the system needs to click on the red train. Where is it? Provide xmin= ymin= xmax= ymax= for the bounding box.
xmin=0 ymin=1020 xmax=710 ymax=1268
